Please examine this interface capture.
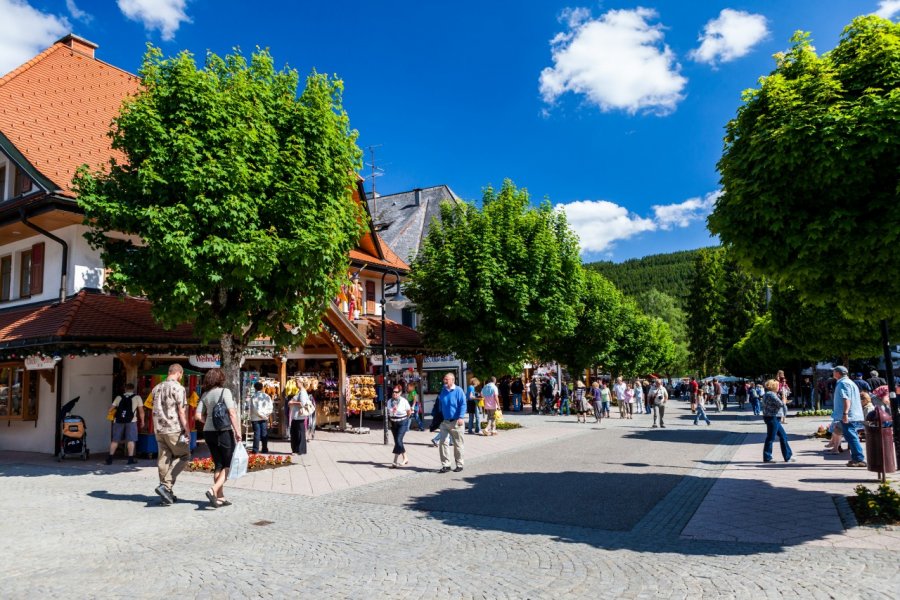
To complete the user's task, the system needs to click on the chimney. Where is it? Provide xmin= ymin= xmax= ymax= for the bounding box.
xmin=414 ymin=188 xmax=422 ymax=207
xmin=56 ymin=34 xmax=98 ymax=59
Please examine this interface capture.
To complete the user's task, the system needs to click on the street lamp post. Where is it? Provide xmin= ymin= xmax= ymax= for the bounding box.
xmin=381 ymin=269 xmax=406 ymax=445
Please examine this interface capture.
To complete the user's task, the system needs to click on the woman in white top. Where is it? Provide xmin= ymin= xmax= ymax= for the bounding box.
xmin=194 ymin=368 xmax=241 ymax=509
xmin=387 ymin=386 xmax=412 ymax=467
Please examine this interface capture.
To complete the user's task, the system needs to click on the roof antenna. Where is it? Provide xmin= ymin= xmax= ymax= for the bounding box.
xmin=366 ymin=144 xmax=384 ymax=213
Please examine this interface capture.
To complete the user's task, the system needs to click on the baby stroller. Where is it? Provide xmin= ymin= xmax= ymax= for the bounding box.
xmin=57 ymin=396 xmax=90 ymax=461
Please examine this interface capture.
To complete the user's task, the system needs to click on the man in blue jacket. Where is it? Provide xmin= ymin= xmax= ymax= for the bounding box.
xmin=437 ymin=372 xmax=467 ymax=473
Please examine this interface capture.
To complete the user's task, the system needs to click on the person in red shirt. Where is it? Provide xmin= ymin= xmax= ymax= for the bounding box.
xmin=689 ymin=377 xmax=699 ymax=413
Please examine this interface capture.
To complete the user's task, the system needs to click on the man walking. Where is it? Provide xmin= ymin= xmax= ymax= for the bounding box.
xmin=833 ymin=366 xmax=867 ymax=467
xmin=151 ymin=363 xmax=191 ymax=505
xmin=510 ymin=376 xmax=524 ymax=412
xmin=249 ymin=381 xmax=273 ymax=453
xmin=613 ymin=376 xmax=627 ymax=419
xmin=712 ymin=378 xmax=723 ymax=411
xmin=437 ymin=372 xmax=467 ymax=473
xmin=106 ymin=383 xmax=144 ymax=465
xmin=650 ymin=378 xmax=668 ymax=428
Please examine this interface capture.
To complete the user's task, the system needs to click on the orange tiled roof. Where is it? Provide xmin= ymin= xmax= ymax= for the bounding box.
xmin=349 ymin=233 xmax=410 ymax=272
xmin=0 ymin=37 xmax=140 ymax=194
xmin=0 ymin=290 xmax=199 ymax=349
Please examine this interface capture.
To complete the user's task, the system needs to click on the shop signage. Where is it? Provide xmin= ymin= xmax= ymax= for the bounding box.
xmin=189 ymin=354 xmax=221 ymax=369
xmin=24 ymin=356 xmax=56 ymax=370
xmin=370 ymin=354 xmax=401 ymax=366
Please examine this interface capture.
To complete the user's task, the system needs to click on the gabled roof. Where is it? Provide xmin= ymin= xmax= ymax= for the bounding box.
xmin=351 ymin=178 xmax=410 ymax=272
xmin=0 ymin=35 xmax=140 ymax=195
xmin=366 ymin=185 xmax=462 ymax=264
xmin=363 ymin=316 xmax=424 ymax=353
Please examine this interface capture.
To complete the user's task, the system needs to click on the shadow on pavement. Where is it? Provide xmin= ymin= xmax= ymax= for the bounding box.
xmin=405 ymin=471 xmax=850 ymax=554
xmin=88 ymin=489 xmax=209 ymax=510
xmin=622 ymin=429 xmax=729 ymax=445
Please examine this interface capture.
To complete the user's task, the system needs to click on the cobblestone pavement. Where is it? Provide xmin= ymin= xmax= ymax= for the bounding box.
xmin=1 ymin=402 xmax=898 ymax=599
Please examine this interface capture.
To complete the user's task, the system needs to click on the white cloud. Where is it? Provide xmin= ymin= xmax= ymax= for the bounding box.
xmin=117 ymin=0 xmax=190 ymax=41
xmin=65 ymin=0 xmax=92 ymax=23
xmin=540 ymin=7 xmax=687 ymax=115
xmin=875 ymin=1 xmax=900 ymax=19
xmin=689 ymin=9 xmax=769 ymax=66
xmin=558 ymin=200 xmax=657 ymax=253
xmin=0 ymin=0 xmax=69 ymax=76
xmin=558 ymin=190 xmax=721 ymax=254
xmin=652 ymin=190 xmax=721 ymax=230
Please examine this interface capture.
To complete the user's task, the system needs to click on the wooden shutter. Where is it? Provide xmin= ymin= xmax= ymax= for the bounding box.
xmin=365 ymin=280 xmax=376 ymax=315
xmin=30 ymin=242 xmax=44 ymax=295
xmin=14 ymin=167 xmax=31 ymax=196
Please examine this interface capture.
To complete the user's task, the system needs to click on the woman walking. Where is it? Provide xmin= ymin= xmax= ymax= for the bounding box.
xmin=600 ymin=381 xmax=612 ymax=418
xmin=288 ymin=382 xmax=313 ymax=457
xmin=481 ymin=376 xmax=500 ymax=436
xmin=387 ymin=386 xmax=412 ymax=467
xmin=624 ymin=383 xmax=635 ymax=419
xmin=762 ymin=379 xmax=794 ymax=463
xmin=574 ymin=380 xmax=588 ymax=423
xmin=693 ymin=390 xmax=711 ymax=425
xmin=633 ymin=380 xmax=645 ymax=415
xmin=195 ymin=368 xmax=241 ymax=509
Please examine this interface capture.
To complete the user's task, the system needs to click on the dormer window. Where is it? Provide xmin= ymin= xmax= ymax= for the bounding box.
xmin=0 ymin=164 xmax=6 ymax=200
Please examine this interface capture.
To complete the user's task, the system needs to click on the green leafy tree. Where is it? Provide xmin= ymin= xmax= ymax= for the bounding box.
xmin=768 ymin=287 xmax=881 ymax=365
xmin=406 ymin=179 xmax=583 ymax=376
xmin=75 ymin=47 xmax=364 ymax=394
xmin=638 ymin=289 xmax=690 ymax=375
xmin=725 ymin=315 xmax=800 ymax=376
xmin=542 ymin=269 xmax=624 ymax=378
xmin=685 ymin=248 xmax=725 ymax=374
xmin=710 ymin=16 xmax=900 ymax=322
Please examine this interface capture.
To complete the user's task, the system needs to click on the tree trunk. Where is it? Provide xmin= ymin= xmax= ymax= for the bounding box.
xmin=220 ymin=333 xmax=243 ymax=409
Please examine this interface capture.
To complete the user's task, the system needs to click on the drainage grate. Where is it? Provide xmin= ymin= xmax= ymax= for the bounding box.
xmin=252 ymin=520 xmax=274 ymax=526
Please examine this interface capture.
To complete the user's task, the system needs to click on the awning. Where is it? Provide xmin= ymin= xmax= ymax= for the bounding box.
xmin=363 ymin=316 xmax=425 ymax=354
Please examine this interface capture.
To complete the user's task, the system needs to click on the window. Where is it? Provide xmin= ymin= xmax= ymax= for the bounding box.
xmin=0 ymin=165 xmax=6 ymax=200
xmin=0 ymin=256 xmax=10 ymax=301
xmin=18 ymin=242 xmax=44 ymax=298
xmin=0 ymin=364 xmax=37 ymax=420
xmin=19 ymin=250 xmax=31 ymax=297
xmin=365 ymin=280 xmax=376 ymax=315
xmin=401 ymin=307 xmax=416 ymax=329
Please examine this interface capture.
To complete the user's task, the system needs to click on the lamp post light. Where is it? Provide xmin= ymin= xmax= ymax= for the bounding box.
xmin=381 ymin=269 xmax=407 ymax=445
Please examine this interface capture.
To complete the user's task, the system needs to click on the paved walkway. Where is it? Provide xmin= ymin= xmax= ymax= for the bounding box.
xmin=1 ymin=403 xmax=898 ymax=598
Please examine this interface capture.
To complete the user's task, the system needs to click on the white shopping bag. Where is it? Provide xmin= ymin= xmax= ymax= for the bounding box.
xmin=228 ymin=442 xmax=249 ymax=479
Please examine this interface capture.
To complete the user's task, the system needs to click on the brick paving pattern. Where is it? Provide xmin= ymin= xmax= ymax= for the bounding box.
xmin=1 ymin=402 xmax=897 ymax=598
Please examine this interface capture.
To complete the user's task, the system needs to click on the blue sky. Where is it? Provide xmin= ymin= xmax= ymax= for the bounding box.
xmin=1 ymin=1 xmax=895 ymax=262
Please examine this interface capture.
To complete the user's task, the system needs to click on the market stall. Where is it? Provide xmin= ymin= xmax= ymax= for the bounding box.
xmin=136 ymin=366 xmax=203 ymax=456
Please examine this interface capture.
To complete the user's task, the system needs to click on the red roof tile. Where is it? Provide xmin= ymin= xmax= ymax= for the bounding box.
xmin=0 ymin=39 xmax=139 ymax=194
xmin=0 ymin=290 xmax=199 ymax=348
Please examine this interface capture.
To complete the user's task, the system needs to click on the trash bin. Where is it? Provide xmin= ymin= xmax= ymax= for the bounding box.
xmin=864 ymin=405 xmax=896 ymax=479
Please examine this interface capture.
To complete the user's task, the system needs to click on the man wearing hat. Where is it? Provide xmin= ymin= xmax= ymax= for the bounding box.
xmin=832 ymin=366 xmax=866 ymax=467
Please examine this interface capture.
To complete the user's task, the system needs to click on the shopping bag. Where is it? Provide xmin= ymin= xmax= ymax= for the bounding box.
xmin=228 ymin=442 xmax=249 ymax=480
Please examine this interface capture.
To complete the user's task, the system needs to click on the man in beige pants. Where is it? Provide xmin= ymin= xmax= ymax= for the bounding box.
xmin=151 ymin=363 xmax=191 ymax=505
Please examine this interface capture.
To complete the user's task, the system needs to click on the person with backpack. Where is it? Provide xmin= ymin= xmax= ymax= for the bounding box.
xmin=106 ymin=382 xmax=144 ymax=465
xmin=195 ymin=368 xmax=241 ymax=509
xmin=249 ymin=381 xmax=273 ymax=454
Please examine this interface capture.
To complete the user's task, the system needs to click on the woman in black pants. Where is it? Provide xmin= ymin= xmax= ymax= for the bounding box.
xmin=288 ymin=383 xmax=313 ymax=456
xmin=195 ymin=368 xmax=241 ymax=509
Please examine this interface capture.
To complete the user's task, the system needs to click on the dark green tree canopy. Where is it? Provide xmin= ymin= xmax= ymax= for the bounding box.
xmin=406 ymin=179 xmax=583 ymax=376
xmin=75 ymin=46 xmax=364 ymax=387
xmin=710 ymin=16 xmax=900 ymax=321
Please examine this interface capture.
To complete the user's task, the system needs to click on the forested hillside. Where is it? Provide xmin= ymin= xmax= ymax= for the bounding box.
xmin=586 ymin=248 xmax=712 ymax=307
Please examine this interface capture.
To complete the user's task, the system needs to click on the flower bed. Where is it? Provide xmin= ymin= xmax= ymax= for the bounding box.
xmin=796 ymin=409 xmax=832 ymax=417
xmin=848 ymin=481 xmax=900 ymax=526
xmin=188 ymin=453 xmax=292 ymax=472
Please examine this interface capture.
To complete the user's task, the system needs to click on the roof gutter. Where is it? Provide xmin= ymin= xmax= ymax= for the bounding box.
xmin=19 ymin=207 xmax=68 ymax=304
